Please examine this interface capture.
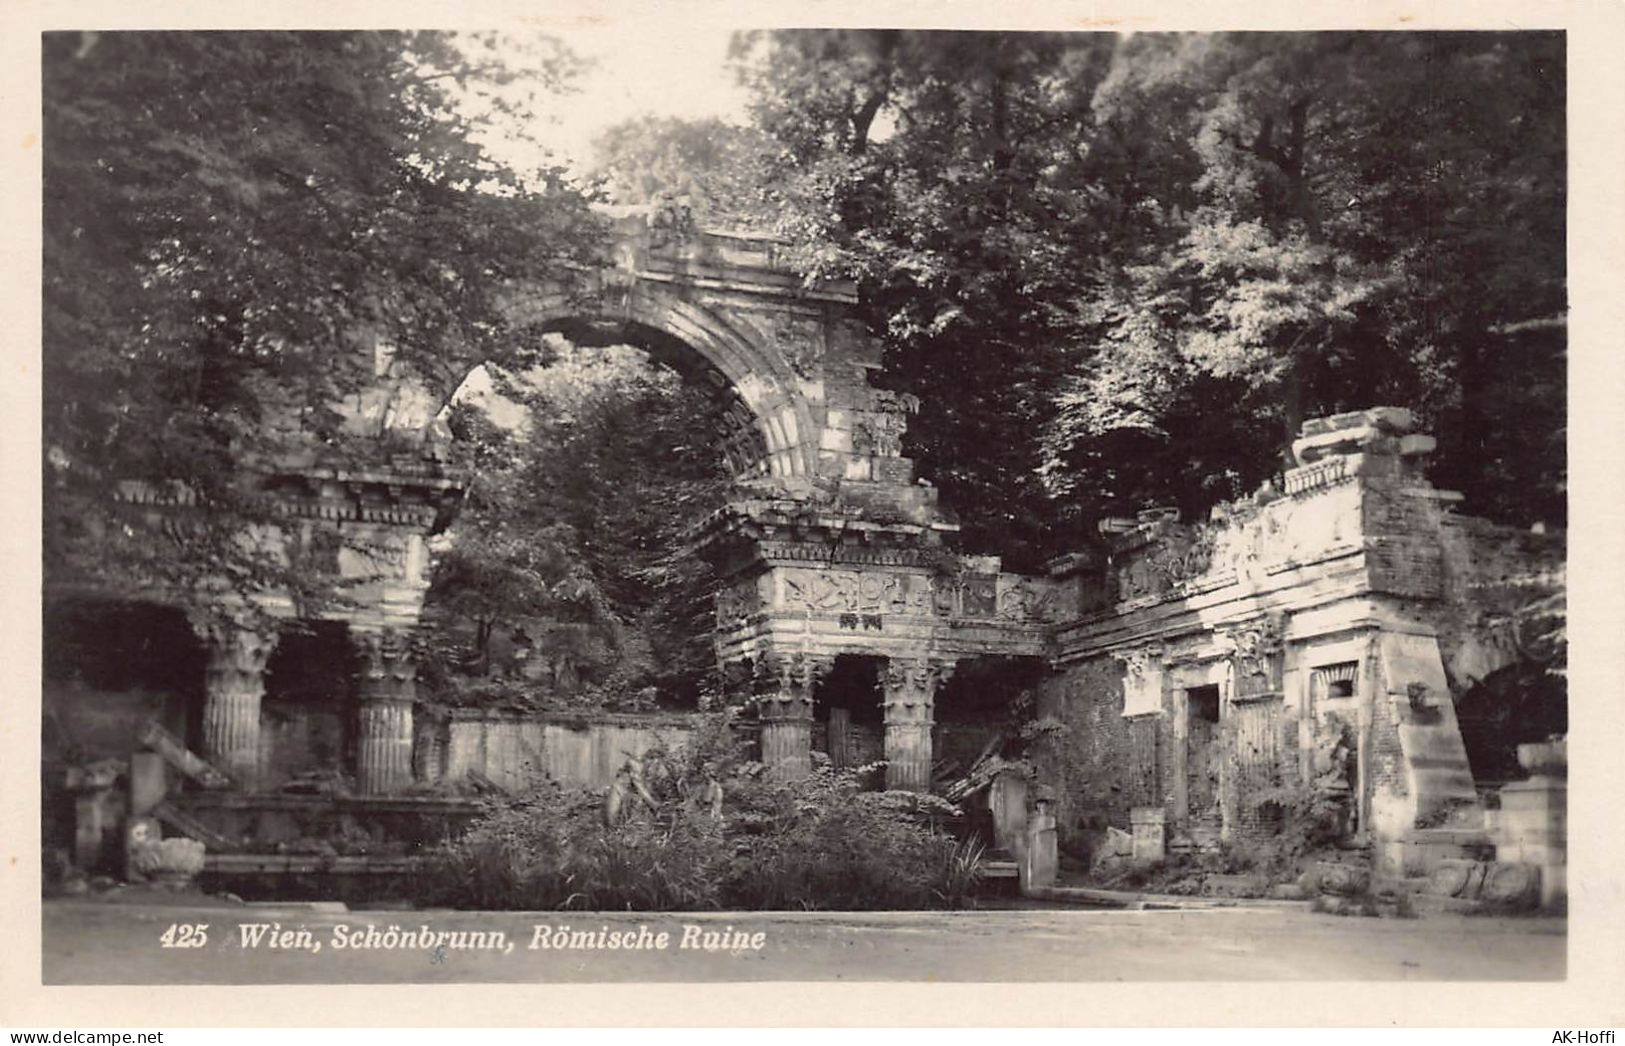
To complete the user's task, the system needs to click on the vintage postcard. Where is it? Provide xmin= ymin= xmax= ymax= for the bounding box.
xmin=4 ymin=0 xmax=1623 ymax=1030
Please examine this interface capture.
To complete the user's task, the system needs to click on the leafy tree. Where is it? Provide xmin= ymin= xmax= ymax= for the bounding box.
xmin=734 ymin=30 xmax=1113 ymax=569
xmin=733 ymin=29 xmax=1567 ymax=559
xmin=421 ymin=345 xmax=732 ymax=709
xmin=589 ymin=115 xmax=779 ymax=230
xmin=42 ymin=30 xmax=603 ymax=606
xmin=1047 ymin=33 xmax=1565 ymax=525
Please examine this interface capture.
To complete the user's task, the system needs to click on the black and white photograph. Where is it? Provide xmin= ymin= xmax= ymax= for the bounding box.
xmin=7 ymin=0 xmax=1625 ymax=1029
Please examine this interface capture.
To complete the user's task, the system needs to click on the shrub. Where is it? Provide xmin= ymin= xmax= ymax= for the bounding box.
xmin=417 ymin=751 xmax=982 ymax=911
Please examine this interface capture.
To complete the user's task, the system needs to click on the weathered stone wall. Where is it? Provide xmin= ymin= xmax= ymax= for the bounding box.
xmin=1033 ymin=656 xmax=1172 ymax=855
xmin=258 ymin=703 xmax=348 ymax=789
xmin=418 ymin=709 xmax=703 ymax=791
xmin=1039 ymin=408 xmax=1563 ymax=866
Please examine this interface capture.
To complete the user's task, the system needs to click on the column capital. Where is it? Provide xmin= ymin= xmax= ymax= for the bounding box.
xmin=880 ymin=654 xmax=955 ymax=724
xmin=353 ymin=626 xmax=417 ymax=705
xmin=188 ymin=609 xmax=280 ymax=669
xmin=1219 ymin=612 xmax=1286 ymax=693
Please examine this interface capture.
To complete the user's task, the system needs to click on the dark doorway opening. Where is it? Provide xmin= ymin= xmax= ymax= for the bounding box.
xmin=812 ymin=654 xmax=883 ymax=769
xmin=1185 ymin=684 xmax=1222 ymax=821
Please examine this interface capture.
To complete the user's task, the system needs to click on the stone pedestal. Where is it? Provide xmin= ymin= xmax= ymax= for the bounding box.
xmin=194 ymin=617 xmax=279 ymax=790
xmin=1020 ymin=797 xmax=1059 ymax=892
xmin=882 ymin=657 xmax=953 ymax=791
xmin=1497 ymin=739 xmax=1566 ymax=907
xmin=65 ymin=762 xmax=120 ymax=872
xmin=128 ymin=751 xmax=169 ymax=817
xmin=989 ymin=771 xmax=1029 ymax=853
xmin=355 ymin=629 xmax=417 ymax=794
xmin=1130 ymin=806 xmax=1167 ymax=863
xmin=757 ymin=653 xmax=829 ymax=781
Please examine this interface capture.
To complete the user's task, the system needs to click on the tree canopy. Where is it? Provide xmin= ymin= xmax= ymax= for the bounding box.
xmin=731 ymin=30 xmax=1565 ymax=567
xmin=420 ymin=345 xmax=732 ymax=711
xmin=43 ymin=30 xmax=602 ymax=601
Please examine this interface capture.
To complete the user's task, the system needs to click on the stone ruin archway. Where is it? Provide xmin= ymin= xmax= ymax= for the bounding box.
xmin=64 ymin=207 xmax=1072 ymax=799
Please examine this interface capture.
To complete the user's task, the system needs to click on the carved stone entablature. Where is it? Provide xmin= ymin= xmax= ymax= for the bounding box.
xmin=781 ymin=568 xmax=936 ymax=617
xmin=770 ymin=565 xmax=1059 ymax=628
xmin=880 ymin=656 xmax=955 ymax=724
xmin=1290 ymin=406 xmax=1421 ymax=468
xmin=1220 ymin=613 xmax=1286 ymax=694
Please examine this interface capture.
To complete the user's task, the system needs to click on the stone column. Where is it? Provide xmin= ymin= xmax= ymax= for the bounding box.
xmin=881 ymin=656 xmax=954 ymax=791
xmin=756 ymin=653 xmax=829 ymax=780
xmin=355 ymin=628 xmax=417 ymax=794
xmin=192 ymin=616 xmax=279 ymax=790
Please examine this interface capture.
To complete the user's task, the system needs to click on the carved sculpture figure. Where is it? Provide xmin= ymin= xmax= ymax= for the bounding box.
xmin=602 ymin=756 xmax=658 ymax=827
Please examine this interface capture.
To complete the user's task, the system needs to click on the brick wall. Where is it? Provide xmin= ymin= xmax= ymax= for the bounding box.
xmin=1035 ymin=656 xmax=1168 ymax=849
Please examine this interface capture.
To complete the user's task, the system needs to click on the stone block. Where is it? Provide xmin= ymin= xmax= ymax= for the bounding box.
xmin=1314 ymin=861 xmax=1372 ymax=897
xmin=1424 ymin=858 xmax=1486 ymax=898
xmin=872 ymin=456 xmax=915 ymax=486
xmin=1517 ymin=739 xmax=1567 ymax=778
xmin=819 ymin=427 xmax=853 ymax=453
xmin=1129 ymin=806 xmax=1166 ymax=863
xmin=1205 ymin=873 xmax=1267 ymax=899
xmin=1020 ymin=801 xmax=1058 ymax=891
xmin=129 ymin=751 xmax=169 ymax=817
xmin=1398 ymin=434 xmax=1437 ymax=457
xmin=1480 ymin=862 xmax=1539 ymax=908
xmin=988 ymin=772 xmax=1029 ymax=854
xmin=1365 ymin=407 xmax=1418 ymax=433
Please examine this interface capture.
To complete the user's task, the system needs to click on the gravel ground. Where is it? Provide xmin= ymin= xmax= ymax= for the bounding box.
xmin=40 ymin=893 xmax=1565 ymax=984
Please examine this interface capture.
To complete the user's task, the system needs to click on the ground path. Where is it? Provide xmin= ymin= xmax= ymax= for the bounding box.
xmin=42 ymin=896 xmax=1564 ymax=984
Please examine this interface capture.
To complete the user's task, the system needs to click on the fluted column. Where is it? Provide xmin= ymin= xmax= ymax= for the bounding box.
xmin=882 ymin=656 xmax=954 ymax=791
xmin=756 ymin=652 xmax=830 ymax=780
xmin=355 ymin=628 xmax=416 ymax=794
xmin=192 ymin=615 xmax=279 ymax=790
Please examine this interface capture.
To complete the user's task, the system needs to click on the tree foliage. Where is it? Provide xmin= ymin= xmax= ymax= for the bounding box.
xmin=732 ymin=30 xmax=1565 ymax=564
xmin=43 ymin=30 xmax=602 ymax=600
xmin=421 ymin=345 xmax=731 ymax=709
xmin=589 ymin=114 xmax=778 ymax=230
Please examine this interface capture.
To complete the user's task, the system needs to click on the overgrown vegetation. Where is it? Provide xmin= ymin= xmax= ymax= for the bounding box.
xmin=418 ymin=344 xmax=732 ymax=711
xmin=712 ymin=31 xmax=1565 ymax=568
xmin=416 ymin=715 xmax=985 ymax=911
xmin=43 ymin=31 xmax=602 ymax=610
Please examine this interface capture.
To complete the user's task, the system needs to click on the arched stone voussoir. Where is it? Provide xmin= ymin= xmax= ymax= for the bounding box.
xmin=490 ymin=280 xmax=823 ymax=479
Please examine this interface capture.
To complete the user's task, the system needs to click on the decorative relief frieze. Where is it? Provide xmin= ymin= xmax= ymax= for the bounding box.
xmin=756 ymin=541 xmax=939 ymax=568
xmin=997 ymin=575 xmax=1062 ymax=623
xmin=1115 ymin=527 xmax=1216 ymax=603
xmin=773 ymin=566 xmax=1057 ymax=625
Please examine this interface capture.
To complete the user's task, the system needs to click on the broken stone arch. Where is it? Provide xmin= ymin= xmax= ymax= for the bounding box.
xmin=495 ymin=291 xmax=813 ymax=481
